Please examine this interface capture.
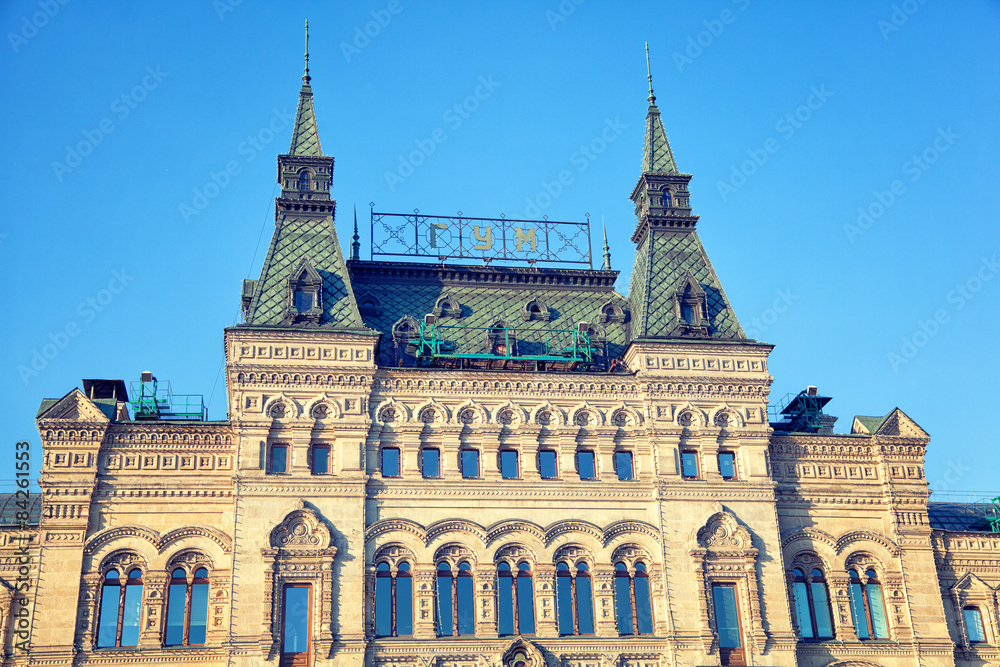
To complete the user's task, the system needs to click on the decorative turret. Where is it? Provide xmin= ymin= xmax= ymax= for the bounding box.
xmin=240 ymin=23 xmax=365 ymax=331
xmin=626 ymin=45 xmax=745 ymax=342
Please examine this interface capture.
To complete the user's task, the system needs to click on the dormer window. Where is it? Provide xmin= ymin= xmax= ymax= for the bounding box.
xmin=672 ymin=273 xmax=710 ymax=338
xmin=298 ymin=170 xmax=312 ymax=191
xmin=294 ymin=289 xmax=314 ymax=312
xmin=283 ymin=258 xmax=323 ymax=326
xmin=433 ymin=294 xmax=461 ymax=319
xmin=522 ymin=297 xmax=550 ymax=322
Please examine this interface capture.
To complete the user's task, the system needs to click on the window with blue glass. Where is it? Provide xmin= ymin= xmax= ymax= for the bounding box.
xmin=165 ymin=566 xmax=209 ymax=645
xmin=718 ymin=451 xmax=737 ymax=480
xmin=375 ymin=561 xmax=412 ymax=637
xmin=269 ymin=444 xmax=288 ymax=474
xmin=497 ymin=561 xmax=534 ymax=636
xmin=97 ymin=568 xmax=143 ymax=648
xmin=422 ymin=448 xmax=440 ymax=478
xmin=282 ymin=584 xmax=310 ymax=657
xmin=500 ymin=450 xmax=519 ymax=479
xmin=460 ymin=449 xmax=479 ymax=478
xmin=712 ymin=583 xmax=744 ymax=665
xmin=964 ymin=606 xmax=987 ymax=643
xmin=681 ymin=450 xmax=699 ymax=478
xmin=311 ymin=445 xmax=330 ymax=474
xmin=615 ymin=451 xmax=634 ymax=480
xmin=380 ymin=447 xmax=400 ymax=477
xmin=791 ymin=567 xmax=833 ymax=640
xmin=538 ymin=450 xmax=558 ymax=479
xmin=614 ymin=561 xmax=653 ymax=635
xmin=576 ymin=450 xmax=596 ymax=480
xmin=556 ymin=561 xmax=594 ymax=635
xmin=436 ymin=561 xmax=474 ymax=636
xmin=848 ymin=568 xmax=889 ymax=639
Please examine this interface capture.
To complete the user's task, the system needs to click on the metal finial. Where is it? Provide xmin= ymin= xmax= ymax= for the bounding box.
xmin=601 ymin=216 xmax=612 ymax=270
xmin=645 ymin=42 xmax=655 ymax=105
xmin=351 ymin=205 xmax=361 ymax=261
xmin=303 ymin=20 xmax=311 ymax=85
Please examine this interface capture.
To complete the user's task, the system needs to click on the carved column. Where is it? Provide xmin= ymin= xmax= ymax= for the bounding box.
xmin=139 ymin=571 xmax=168 ymax=648
xmin=533 ymin=563 xmax=557 ymax=637
xmin=592 ymin=564 xmax=616 ymax=636
xmin=826 ymin=572 xmax=859 ymax=641
xmin=474 ymin=569 xmax=498 ymax=638
xmin=411 ymin=564 xmax=437 ymax=639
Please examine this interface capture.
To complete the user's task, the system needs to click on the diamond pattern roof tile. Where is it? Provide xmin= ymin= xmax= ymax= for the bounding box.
xmin=351 ymin=271 xmax=630 ymax=366
xmin=246 ymin=214 xmax=364 ymax=329
xmin=629 ymin=230 xmax=744 ymax=340
xmin=289 ymin=84 xmax=323 ymax=157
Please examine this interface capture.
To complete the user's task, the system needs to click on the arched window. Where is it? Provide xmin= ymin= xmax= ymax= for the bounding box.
xmin=375 ymin=561 xmax=413 ymax=637
xmin=661 ymin=188 xmax=673 ymax=208
xmin=97 ymin=568 xmax=143 ymax=648
xmin=848 ymin=568 xmax=889 ymax=639
xmin=556 ymin=561 xmax=594 ymax=635
xmin=298 ymin=170 xmax=312 ymax=191
xmin=436 ymin=561 xmax=475 ymax=636
xmin=791 ymin=568 xmax=833 ymax=639
xmin=516 ymin=562 xmax=535 ymax=635
xmin=436 ymin=563 xmax=453 ymax=636
xmin=456 ymin=562 xmax=474 ymax=635
xmin=498 ymin=562 xmax=515 ymax=636
xmin=165 ymin=567 xmax=210 ymax=645
xmin=498 ymin=561 xmax=535 ymax=636
xmin=614 ymin=562 xmax=653 ymax=635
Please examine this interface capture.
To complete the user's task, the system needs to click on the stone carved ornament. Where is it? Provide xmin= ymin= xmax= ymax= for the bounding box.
xmin=269 ymin=503 xmax=334 ymax=551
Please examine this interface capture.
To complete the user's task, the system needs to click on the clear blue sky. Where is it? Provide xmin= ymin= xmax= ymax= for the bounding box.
xmin=2 ymin=1 xmax=998 ymax=496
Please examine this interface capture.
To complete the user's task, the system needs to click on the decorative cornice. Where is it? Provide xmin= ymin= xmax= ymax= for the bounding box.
xmin=349 ymin=260 xmax=620 ymax=290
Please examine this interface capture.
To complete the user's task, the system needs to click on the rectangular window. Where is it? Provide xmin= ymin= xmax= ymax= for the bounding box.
xmin=615 ymin=451 xmax=634 ymax=480
xmin=270 ymin=444 xmax=288 ymax=474
xmin=381 ymin=447 xmax=400 ymax=477
xmin=282 ymin=585 xmax=311 ymax=655
xmin=681 ymin=450 xmax=699 ymax=478
xmin=500 ymin=450 xmax=519 ymax=479
xmin=422 ymin=448 xmax=440 ymax=478
xmin=461 ymin=449 xmax=480 ymax=478
xmin=577 ymin=450 xmax=596 ymax=480
xmin=311 ymin=445 xmax=330 ymax=474
xmin=294 ymin=290 xmax=314 ymax=312
xmin=965 ymin=607 xmax=986 ymax=643
xmin=718 ymin=452 xmax=736 ymax=480
xmin=538 ymin=450 xmax=558 ymax=479
xmin=712 ymin=583 xmax=745 ymax=665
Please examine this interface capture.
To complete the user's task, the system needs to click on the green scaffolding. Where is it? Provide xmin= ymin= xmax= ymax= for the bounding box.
xmin=411 ymin=320 xmax=595 ymax=368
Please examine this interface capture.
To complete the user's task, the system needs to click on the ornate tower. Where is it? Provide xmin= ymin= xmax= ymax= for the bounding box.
xmin=627 ymin=46 xmax=744 ymax=342
xmin=241 ymin=22 xmax=364 ymax=331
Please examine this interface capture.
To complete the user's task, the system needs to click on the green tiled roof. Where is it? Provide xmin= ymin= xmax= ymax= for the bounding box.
xmin=855 ymin=414 xmax=890 ymax=433
xmin=245 ymin=214 xmax=364 ymax=329
xmin=350 ymin=264 xmax=630 ymax=366
xmin=628 ymin=230 xmax=744 ymax=340
xmin=642 ymin=104 xmax=679 ymax=176
xmin=36 ymin=398 xmax=59 ymax=418
xmin=288 ymin=83 xmax=323 ymax=157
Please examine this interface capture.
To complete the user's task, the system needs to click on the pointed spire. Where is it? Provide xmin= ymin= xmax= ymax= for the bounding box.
xmin=288 ymin=20 xmax=323 ymax=156
xmin=641 ymin=44 xmax=679 ymax=175
xmin=303 ymin=19 xmax=311 ymax=85
xmin=645 ymin=42 xmax=655 ymax=105
xmin=352 ymin=206 xmax=361 ymax=261
xmin=601 ymin=217 xmax=611 ymax=270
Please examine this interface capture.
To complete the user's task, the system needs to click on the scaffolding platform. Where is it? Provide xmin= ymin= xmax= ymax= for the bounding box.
xmin=409 ymin=319 xmax=600 ymax=371
xmin=129 ymin=373 xmax=207 ymax=421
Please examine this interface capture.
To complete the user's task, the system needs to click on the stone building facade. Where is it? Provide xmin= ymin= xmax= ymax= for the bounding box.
xmin=12 ymin=52 xmax=1000 ymax=667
